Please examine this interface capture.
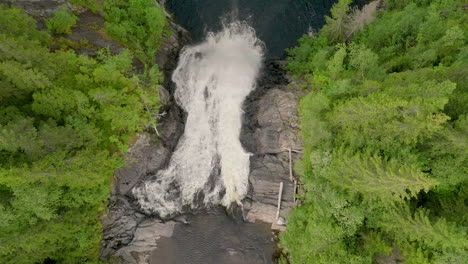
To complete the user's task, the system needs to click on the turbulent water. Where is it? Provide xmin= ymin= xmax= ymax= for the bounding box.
xmin=133 ymin=22 xmax=263 ymax=217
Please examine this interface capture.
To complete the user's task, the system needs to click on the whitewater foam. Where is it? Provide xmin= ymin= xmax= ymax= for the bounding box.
xmin=133 ymin=22 xmax=263 ymax=217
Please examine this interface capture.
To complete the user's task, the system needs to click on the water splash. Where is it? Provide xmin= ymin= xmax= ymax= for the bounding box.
xmin=230 ymin=0 xmax=239 ymax=21
xmin=133 ymin=22 xmax=263 ymax=217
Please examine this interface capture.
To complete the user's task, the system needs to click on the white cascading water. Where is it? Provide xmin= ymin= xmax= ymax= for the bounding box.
xmin=133 ymin=22 xmax=263 ymax=217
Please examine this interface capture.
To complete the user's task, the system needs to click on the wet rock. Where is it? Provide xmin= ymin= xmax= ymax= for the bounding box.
xmin=241 ymin=61 xmax=303 ymax=231
xmin=255 ymin=89 xmax=302 ymax=154
xmin=158 ymin=85 xmax=171 ymax=105
xmin=101 ymin=198 xmax=142 ymax=255
xmin=156 ymin=20 xmax=191 ymax=75
xmin=225 ymin=202 xmax=245 ymax=222
xmin=115 ymin=134 xmax=170 ymax=196
xmin=173 ymin=215 xmax=189 ymax=224
xmin=111 ymin=220 xmax=176 ymax=264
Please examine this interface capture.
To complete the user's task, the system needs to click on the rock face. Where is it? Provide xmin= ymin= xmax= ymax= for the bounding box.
xmin=241 ymin=61 xmax=304 ymax=231
xmin=2 ymin=0 xmax=190 ymax=65
xmin=110 ymin=219 xmax=176 ymax=264
xmin=1 ymin=0 xmax=67 ymax=17
xmin=101 ymin=111 xmax=185 ymax=263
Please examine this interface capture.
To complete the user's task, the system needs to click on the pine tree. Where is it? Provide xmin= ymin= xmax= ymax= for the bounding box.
xmin=329 ymin=151 xmax=437 ymax=202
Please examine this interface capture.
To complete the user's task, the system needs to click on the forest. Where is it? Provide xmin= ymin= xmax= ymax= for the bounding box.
xmin=0 ymin=0 xmax=466 ymax=263
xmin=0 ymin=0 xmax=166 ymax=263
xmin=280 ymin=0 xmax=467 ymax=263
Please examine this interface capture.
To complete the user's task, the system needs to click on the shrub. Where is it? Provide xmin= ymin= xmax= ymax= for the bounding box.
xmin=46 ymin=8 xmax=78 ymax=34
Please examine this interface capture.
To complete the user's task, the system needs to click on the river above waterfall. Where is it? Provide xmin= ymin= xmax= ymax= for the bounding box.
xmin=166 ymin=0 xmax=367 ymax=58
xmin=165 ymin=0 xmax=334 ymax=57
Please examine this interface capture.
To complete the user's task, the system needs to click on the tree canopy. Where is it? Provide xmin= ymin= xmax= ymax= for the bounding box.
xmin=280 ymin=0 xmax=467 ymax=263
xmin=0 ymin=2 xmax=165 ymax=262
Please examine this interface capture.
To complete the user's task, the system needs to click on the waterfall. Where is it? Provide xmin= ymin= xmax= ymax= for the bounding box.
xmin=133 ymin=22 xmax=263 ymax=218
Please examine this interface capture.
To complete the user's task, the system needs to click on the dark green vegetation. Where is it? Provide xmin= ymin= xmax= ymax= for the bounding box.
xmin=0 ymin=1 xmax=166 ymax=262
xmin=280 ymin=0 xmax=467 ymax=263
xmin=104 ymin=0 xmax=168 ymax=67
xmin=46 ymin=6 xmax=78 ymax=34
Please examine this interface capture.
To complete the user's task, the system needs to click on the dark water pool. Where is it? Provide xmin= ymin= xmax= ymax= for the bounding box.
xmin=166 ymin=0 xmax=339 ymax=58
xmin=150 ymin=208 xmax=276 ymax=264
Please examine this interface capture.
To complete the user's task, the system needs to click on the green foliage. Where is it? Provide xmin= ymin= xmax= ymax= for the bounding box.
xmin=326 ymin=44 xmax=347 ymax=79
xmin=46 ymin=8 xmax=78 ymax=34
xmin=321 ymin=0 xmax=352 ymax=43
xmin=0 ymin=6 xmax=160 ymax=263
xmin=70 ymin=0 xmax=102 ymax=13
xmin=103 ymin=0 xmax=168 ymax=66
xmin=348 ymin=43 xmax=383 ymax=79
xmin=329 ymin=151 xmax=437 ymax=202
xmin=0 ymin=4 xmax=49 ymax=43
xmin=282 ymin=1 xmax=468 ymax=263
xmin=379 ymin=205 xmax=467 ymax=254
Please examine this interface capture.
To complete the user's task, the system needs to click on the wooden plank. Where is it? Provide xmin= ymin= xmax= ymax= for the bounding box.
xmin=288 ymin=147 xmax=293 ymax=181
xmin=276 ymin=181 xmax=284 ymax=221
xmin=293 ymin=180 xmax=297 ymax=204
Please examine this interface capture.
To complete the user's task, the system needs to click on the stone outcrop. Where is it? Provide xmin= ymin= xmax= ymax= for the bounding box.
xmin=110 ymin=219 xmax=176 ymax=264
xmin=101 ymin=106 xmax=185 ymax=262
xmin=2 ymin=0 xmax=190 ymax=65
xmin=241 ymin=61 xmax=304 ymax=231
xmin=2 ymin=0 xmax=67 ymax=17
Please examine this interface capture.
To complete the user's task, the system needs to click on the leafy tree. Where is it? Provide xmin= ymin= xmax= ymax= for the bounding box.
xmin=348 ymin=43 xmax=383 ymax=79
xmin=326 ymin=44 xmax=347 ymax=80
xmin=104 ymin=0 xmax=168 ymax=66
xmin=321 ymin=0 xmax=352 ymax=43
xmin=46 ymin=8 xmax=78 ymax=34
xmin=329 ymin=151 xmax=437 ymax=202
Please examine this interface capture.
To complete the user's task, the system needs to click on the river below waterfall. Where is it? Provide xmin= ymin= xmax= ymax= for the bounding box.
xmin=150 ymin=208 xmax=276 ymax=264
